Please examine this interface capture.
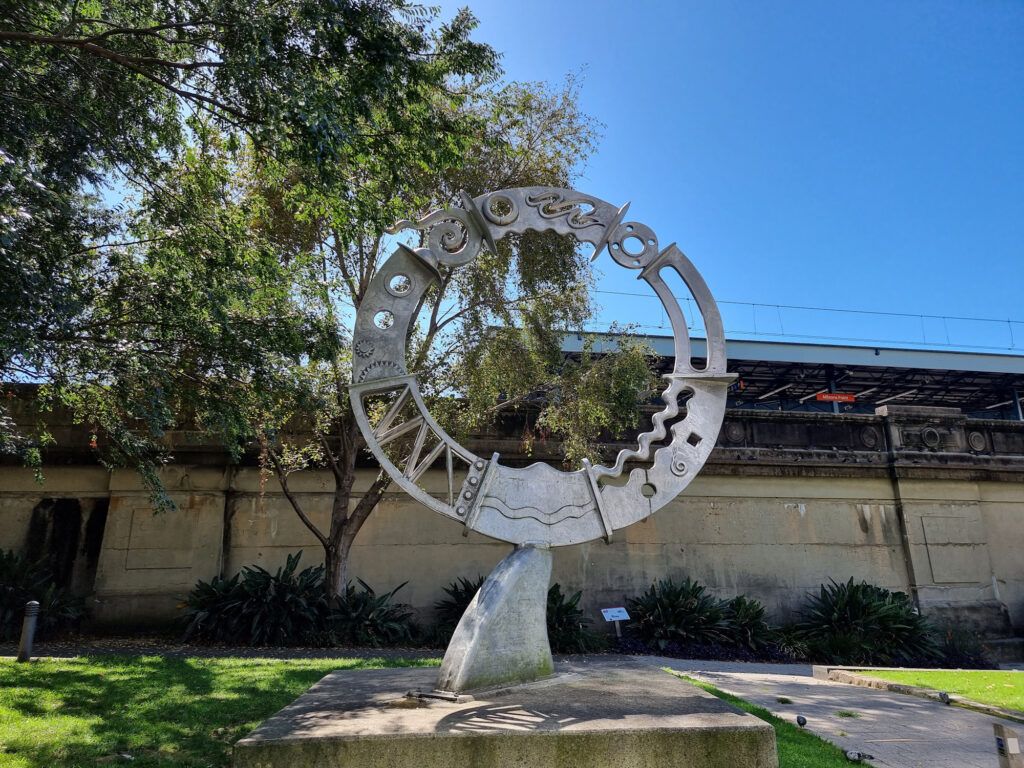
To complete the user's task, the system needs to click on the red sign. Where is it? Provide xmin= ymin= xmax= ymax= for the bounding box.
xmin=817 ymin=393 xmax=855 ymax=403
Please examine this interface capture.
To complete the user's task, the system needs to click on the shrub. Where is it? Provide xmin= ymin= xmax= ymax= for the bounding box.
xmin=546 ymin=583 xmax=605 ymax=653
xmin=181 ymin=551 xmax=327 ymax=645
xmin=329 ymin=580 xmax=415 ymax=647
xmin=181 ymin=553 xmax=417 ymax=648
xmin=934 ymin=626 xmax=996 ymax=669
xmin=180 ymin=573 xmax=244 ymax=643
xmin=723 ymin=595 xmax=773 ymax=650
xmin=0 ymin=549 xmax=86 ymax=640
xmin=625 ymin=577 xmax=731 ymax=650
xmin=773 ymin=624 xmax=810 ymax=661
xmin=799 ymin=578 xmax=939 ymax=665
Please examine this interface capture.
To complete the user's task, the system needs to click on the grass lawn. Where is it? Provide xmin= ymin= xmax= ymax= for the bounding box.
xmin=679 ymin=675 xmax=853 ymax=768
xmin=0 ymin=655 xmax=439 ymax=768
xmin=863 ymin=668 xmax=1024 ymax=712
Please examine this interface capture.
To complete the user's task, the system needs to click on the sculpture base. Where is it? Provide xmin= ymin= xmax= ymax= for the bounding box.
xmin=232 ymin=658 xmax=778 ymax=768
xmin=436 ymin=543 xmax=553 ymax=693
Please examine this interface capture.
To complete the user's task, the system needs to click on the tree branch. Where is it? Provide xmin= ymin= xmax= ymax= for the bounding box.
xmin=267 ymin=449 xmax=328 ymax=548
xmin=347 ymin=470 xmax=391 ymax=535
xmin=0 ymin=30 xmax=225 ymax=70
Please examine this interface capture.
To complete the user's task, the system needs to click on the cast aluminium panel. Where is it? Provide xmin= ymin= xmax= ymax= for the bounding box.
xmin=349 ymin=186 xmax=735 ymax=548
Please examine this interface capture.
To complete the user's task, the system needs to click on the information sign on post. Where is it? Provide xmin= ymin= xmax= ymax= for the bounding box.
xmin=601 ymin=606 xmax=630 ymax=638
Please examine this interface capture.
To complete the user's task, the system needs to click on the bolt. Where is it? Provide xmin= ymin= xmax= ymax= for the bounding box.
xmin=474 ymin=460 xmax=485 ymax=470
xmin=463 ymin=490 xmax=474 ymax=500
xmin=456 ymin=506 xmax=466 ymax=517
xmin=468 ymin=477 xmax=478 ymax=486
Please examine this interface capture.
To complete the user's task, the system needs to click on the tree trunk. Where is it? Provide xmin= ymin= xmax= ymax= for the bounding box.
xmin=274 ymin=414 xmax=391 ymax=603
xmin=324 ymin=451 xmax=355 ymax=602
xmin=324 ymin=532 xmax=354 ymax=603
xmin=321 ymin=418 xmax=391 ymax=602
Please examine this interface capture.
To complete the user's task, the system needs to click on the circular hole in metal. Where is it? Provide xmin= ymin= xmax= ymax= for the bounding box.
xmin=388 ymin=274 xmax=411 ymax=296
xmin=622 ymin=236 xmax=645 ymax=256
xmin=640 ymin=483 xmax=657 ymax=498
xmin=626 ymin=225 xmax=634 ymax=232
xmin=648 ymin=239 xmax=655 ymax=246
xmin=373 ymin=311 xmax=395 ymax=330
xmin=611 ymin=243 xmax=620 ymax=250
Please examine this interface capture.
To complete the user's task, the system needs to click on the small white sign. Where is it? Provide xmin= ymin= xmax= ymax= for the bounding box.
xmin=601 ymin=606 xmax=630 ymax=622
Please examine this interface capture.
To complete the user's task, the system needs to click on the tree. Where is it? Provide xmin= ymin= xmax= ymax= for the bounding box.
xmin=0 ymin=0 xmax=498 ymax=475
xmin=252 ymin=76 xmax=655 ymax=597
xmin=2 ymin=3 xmax=653 ymax=600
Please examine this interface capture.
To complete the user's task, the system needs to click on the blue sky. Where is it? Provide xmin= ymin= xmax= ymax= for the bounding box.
xmin=439 ymin=1 xmax=1024 ymax=352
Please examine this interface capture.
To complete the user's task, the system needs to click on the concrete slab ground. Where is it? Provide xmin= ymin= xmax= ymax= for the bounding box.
xmin=232 ymin=656 xmax=778 ymax=768
xmin=638 ymin=657 xmax=1019 ymax=768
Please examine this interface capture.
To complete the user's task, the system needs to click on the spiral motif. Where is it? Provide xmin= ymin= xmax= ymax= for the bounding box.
xmin=388 ymin=207 xmax=483 ymax=267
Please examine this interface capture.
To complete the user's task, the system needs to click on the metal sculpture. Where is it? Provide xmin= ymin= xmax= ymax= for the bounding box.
xmin=349 ymin=186 xmax=733 ymax=692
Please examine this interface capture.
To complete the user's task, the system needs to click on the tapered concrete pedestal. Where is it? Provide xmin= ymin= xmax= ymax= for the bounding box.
xmin=437 ymin=543 xmax=553 ymax=693
xmin=232 ymin=657 xmax=778 ymax=768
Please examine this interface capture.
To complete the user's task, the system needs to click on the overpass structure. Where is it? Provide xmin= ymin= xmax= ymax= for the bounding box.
xmin=563 ymin=333 xmax=1024 ymax=419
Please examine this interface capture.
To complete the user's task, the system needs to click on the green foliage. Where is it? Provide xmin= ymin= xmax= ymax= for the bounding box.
xmin=0 ymin=0 xmax=498 ymax=496
xmin=625 ymin=577 xmax=732 ymax=650
xmin=935 ymin=626 xmax=995 ymax=668
xmin=180 ymin=573 xmax=244 ymax=644
xmin=773 ymin=623 xmax=810 ymax=661
xmin=3 ymin=0 xmax=651 ymax=602
xmin=723 ymin=594 xmax=774 ymax=651
xmin=798 ymin=578 xmax=940 ymax=666
xmin=181 ymin=552 xmax=415 ymax=647
xmin=181 ymin=551 xmax=327 ymax=646
xmin=0 ymin=549 xmax=85 ymax=641
xmin=430 ymin=574 xmax=485 ymax=646
xmin=328 ymin=580 xmax=416 ymax=648
xmin=546 ymin=583 xmax=606 ymax=653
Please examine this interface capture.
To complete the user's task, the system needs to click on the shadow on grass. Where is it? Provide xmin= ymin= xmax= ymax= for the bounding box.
xmin=0 ymin=655 xmax=438 ymax=768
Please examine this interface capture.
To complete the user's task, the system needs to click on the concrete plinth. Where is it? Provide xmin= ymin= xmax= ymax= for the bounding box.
xmin=232 ymin=658 xmax=778 ymax=768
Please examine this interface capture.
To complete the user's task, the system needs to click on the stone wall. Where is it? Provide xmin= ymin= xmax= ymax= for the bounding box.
xmin=1 ymin=406 xmax=1022 ymax=635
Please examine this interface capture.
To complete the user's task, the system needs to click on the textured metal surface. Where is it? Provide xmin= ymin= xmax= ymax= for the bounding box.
xmin=349 ymin=186 xmax=735 ymax=547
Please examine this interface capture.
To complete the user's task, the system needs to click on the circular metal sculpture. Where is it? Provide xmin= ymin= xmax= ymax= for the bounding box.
xmin=350 ymin=186 xmax=735 ymax=549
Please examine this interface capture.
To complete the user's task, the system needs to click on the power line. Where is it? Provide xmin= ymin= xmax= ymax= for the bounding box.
xmin=593 ymin=290 xmax=1024 ymax=326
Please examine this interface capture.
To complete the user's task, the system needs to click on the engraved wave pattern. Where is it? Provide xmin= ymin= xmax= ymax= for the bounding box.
xmin=481 ymin=497 xmax=593 ymax=526
xmin=595 ymin=377 xmax=688 ymax=479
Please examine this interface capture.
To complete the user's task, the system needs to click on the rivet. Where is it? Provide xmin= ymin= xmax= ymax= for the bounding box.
xmin=463 ymin=490 xmax=474 ymax=500
xmin=456 ymin=506 xmax=466 ymax=517
xmin=468 ymin=477 xmax=479 ymax=486
xmin=474 ymin=460 xmax=485 ymax=470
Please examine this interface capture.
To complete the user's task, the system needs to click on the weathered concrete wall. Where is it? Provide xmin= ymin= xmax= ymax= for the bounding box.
xmin=1 ymin=406 xmax=1022 ymax=634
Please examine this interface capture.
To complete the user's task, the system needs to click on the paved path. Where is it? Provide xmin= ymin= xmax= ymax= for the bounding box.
xmin=633 ymin=656 xmax=1017 ymax=768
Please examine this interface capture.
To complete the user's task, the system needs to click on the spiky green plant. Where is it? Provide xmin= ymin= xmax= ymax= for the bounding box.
xmin=626 ymin=577 xmax=731 ymax=649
